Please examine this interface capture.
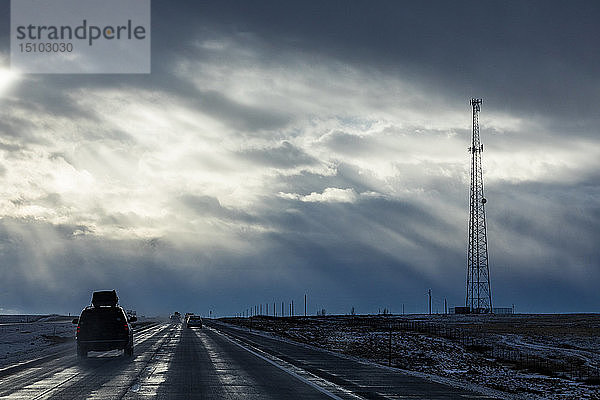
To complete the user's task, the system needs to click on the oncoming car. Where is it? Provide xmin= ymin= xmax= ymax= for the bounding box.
xmin=72 ymin=290 xmax=137 ymax=358
xmin=186 ymin=315 xmax=203 ymax=328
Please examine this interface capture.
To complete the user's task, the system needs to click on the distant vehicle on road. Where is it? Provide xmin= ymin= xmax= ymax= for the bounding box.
xmin=186 ymin=315 xmax=203 ymax=328
xmin=72 ymin=290 xmax=137 ymax=358
xmin=170 ymin=312 xmax=182 ymax=323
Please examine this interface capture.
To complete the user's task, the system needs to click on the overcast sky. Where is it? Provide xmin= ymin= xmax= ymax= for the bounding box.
xmin=0 ymin=1 xmax=599 ymax=316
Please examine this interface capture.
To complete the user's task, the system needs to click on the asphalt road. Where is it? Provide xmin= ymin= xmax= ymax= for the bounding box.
xmin=0 ymin=321 xmax=502 ymax=399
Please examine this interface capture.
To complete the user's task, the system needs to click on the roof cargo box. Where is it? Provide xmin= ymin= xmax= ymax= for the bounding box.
xmin=91 ymin=290 xmax=118 ymax=307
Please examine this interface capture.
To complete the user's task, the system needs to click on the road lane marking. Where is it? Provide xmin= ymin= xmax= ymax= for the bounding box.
xmin=208 ymin=326 xmax=362 ymax=400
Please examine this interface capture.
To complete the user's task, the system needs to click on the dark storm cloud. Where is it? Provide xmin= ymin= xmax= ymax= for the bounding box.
xmin=196 ymin=89 xmax=291 ymax=133
xmin=489 ymin=178 xmax=600 ymax=266
xmin=247 ymin=193 xmax=470 ymax=312
xmin=0 ymin=105 xmax=49 ymax=146
xmin=15 ymin=81 xmax=98 ymax=122
xmin=178 ymin=194 xmax=258 ymax=223
xmin=263 ymin=159 xmax=600 ymax=313
xmin=5 ymin=1 xmax=596 ymax=135
xmin=164 ymin=0 xmax=600 ymax=133
xmin=237 ymin=141 xmax=316 ymax=168
xmin=98 ymin=212 xmax=147 ymax=230
xmin=0 ymin=179 xmax=597 ymax=315
xmin=263 ymin=230 xmax=440 ymax=313
xmin=0 ymin=199 xmax=465 ymax=315
xmin=4 ymin=77 xmax=288 ymax=140
xmin=320 ymin=131 xmax=377 ymax=157
xmin=4 ymin=0 xmax=599 ymax=123
xmin=0 ymin=80 xmax=136 ymax=150
xmin=35 ymin=193 xmax=62 ymax=208
xmin=271 ymin=165 xmax=371 ymax=197
xmin=0 ymin=218 xmax=209 ymax=314
xmin=265 ymin=194 xmax=455 ymax=249
xmin=0 ymin=0 xmax=599 ymax=315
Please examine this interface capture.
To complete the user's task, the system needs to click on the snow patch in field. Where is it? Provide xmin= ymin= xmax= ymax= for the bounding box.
xmin=0 ymin=315 xmax=75 ymax=369
xmin=220 ymin=315 xmax=600 ymax=400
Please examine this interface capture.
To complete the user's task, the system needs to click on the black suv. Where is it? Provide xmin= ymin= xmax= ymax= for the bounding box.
xmin=72 ymin=290 xmax=137 ymax=358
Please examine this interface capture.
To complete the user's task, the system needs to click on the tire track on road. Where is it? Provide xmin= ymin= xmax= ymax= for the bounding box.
xmin=0 ymin=323 xmax=172 ymax=400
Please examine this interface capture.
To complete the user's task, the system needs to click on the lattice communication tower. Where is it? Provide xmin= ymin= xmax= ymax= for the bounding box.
xmin=466 ymin=98 xmax=493 ymax=313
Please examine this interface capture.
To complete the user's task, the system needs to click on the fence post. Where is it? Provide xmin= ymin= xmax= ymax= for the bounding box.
xmin=388 ymin=323 xmax=392 ymax=367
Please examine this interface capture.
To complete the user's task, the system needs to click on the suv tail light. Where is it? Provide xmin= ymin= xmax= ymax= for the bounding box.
xmin=123 ymin=323 xmax=129 ymax=332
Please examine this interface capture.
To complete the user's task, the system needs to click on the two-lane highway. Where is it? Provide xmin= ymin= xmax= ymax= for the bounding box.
xmin=0 ymin=321 xmax=502 ymax=399
xmin=150 ymin=323 xmax=337 ymax=399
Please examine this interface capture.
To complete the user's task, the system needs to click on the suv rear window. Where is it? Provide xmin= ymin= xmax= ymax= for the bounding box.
xmin=80 ymin=307 xmax=126 ymax=325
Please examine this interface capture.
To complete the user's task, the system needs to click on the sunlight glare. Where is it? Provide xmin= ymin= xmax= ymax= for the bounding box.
xmin=0 ymin=68 xmax=19 ymax=95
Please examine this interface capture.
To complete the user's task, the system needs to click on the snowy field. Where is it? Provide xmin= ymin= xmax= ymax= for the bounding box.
xmin=0 ymin=315 xmax=76 ymax=370
xmin=221 ymin=314 xmax=600 ymax=400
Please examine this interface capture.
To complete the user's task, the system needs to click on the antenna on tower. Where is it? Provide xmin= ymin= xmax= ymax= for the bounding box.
xmin=466 ymin=98 xmax=493 ymax=313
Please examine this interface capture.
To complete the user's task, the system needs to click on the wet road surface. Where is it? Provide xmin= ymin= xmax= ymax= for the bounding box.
xmin=0 ymin=321 xmax=501 ymax=399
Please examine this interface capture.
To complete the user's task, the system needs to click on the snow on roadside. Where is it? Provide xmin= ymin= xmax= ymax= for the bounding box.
xmin=0 ymin=315 xmax=75 ymax=369
xmin=221 ymin=316 xmax=600 ymax=400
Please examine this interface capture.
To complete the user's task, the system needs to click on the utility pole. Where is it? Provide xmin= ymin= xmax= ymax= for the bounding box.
xmin=428 ymin=289 xmax=432 ymax=315
xmin=304 ymin=294 xmax=307 ymax=317
xmin=466 ymin=98 xmax=493 ymax=313
xmin=388 ymin=322 xmax=392 ymax=367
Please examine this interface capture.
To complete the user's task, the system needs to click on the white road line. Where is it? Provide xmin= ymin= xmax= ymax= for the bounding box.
xmin=208 ymin=326 xmax=360 ymax=400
